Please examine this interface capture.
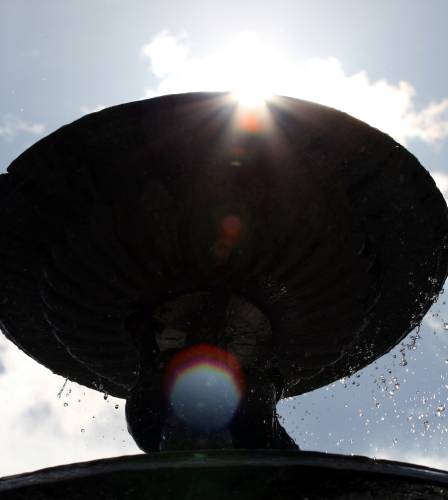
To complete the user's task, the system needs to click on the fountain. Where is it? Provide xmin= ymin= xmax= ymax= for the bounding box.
xmin=0 ymin=92 xmax=447 ymax=498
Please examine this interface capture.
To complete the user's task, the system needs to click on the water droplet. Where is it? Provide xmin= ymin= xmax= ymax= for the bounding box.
xmin=444 ymin=323 xmax=448 ymax=331
xmin=437 ymin=405 xmax=445 ymax=417
xmin=103 ymin=393 xmax=108 ymax=400
xmin=57 ymin=378 xmax=68 ymax=399
xmin=81 ymin=428 xmax=85 ymax=433
xmin=63 ymin=402 xmax=68 ymax=407
xmin=115 ymin=404 xmax=119 ymax=410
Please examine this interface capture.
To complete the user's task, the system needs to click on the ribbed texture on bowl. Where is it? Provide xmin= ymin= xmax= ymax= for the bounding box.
xmin=0 ymin=92 xmax=446 ymax=398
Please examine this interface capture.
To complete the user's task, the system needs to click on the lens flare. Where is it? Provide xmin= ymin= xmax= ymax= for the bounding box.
xmin=231 ymin=95 xmax=271 ymax=136
xmin=212 ymin=215 xmax=243 ymax=263
xmin=164 ymin=344 xmax=245 ymax=433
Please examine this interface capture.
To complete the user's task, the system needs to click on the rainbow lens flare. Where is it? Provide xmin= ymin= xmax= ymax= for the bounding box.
xmin=164 ymin=344 xmax=245 ymax=433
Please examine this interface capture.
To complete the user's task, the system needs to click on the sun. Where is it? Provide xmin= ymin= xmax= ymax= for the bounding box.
xmin=223 ymin=31 xmax=277 ymax=108
xmin=232 ymin=86 xmax=273 ymax=109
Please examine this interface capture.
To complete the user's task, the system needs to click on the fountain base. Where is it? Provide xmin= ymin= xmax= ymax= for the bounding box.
xmin=1 ymin=450 xmax=447 ymax=499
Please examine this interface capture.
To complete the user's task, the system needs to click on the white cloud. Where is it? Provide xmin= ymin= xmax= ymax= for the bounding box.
xmin=141 ymin=30 xmax=189 ymax=78
xmin=141 ymin=31 xmax=448 ymax=146
xmin=0 ymin=115 xmax=45 ymax=141
xmin=80 ymin=104 xmax=106 ymax=116
xmin=411 ymin=99 xmax=448 ymax=143
xmin=430 ymin=171 xmax=448 ymax=201
xmin=0 ymin=334 xmax=139 ymax=476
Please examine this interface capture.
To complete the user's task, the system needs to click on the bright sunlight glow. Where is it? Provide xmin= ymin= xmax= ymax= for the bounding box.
xmin=222 ymin=32 xmax=275 ymax=107
xmin=143 ymin=30 xmax=448 ymax=145
xmin=225 ymin=32 xmax=277 ymax=107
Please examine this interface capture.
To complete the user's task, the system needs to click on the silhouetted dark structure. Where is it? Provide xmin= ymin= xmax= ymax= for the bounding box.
xmin=1 ymin=451 xmax=448 ymax=500
xmin=0 ymin=93 xmax=447 ymax=455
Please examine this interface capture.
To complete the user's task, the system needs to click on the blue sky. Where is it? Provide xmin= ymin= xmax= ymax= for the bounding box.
xmin=1 ymin=0 xmax=448 ymax=475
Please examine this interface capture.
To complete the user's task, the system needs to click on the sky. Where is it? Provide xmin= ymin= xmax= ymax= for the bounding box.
xmin=1 ymin=0 xmax=448 ymax=476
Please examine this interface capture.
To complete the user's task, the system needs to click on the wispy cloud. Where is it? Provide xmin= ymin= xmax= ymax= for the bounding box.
xmin=0 ymin=115 xmax=45 ymax=141
xmin=141 ymin=31 xmax=448 ymax=146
